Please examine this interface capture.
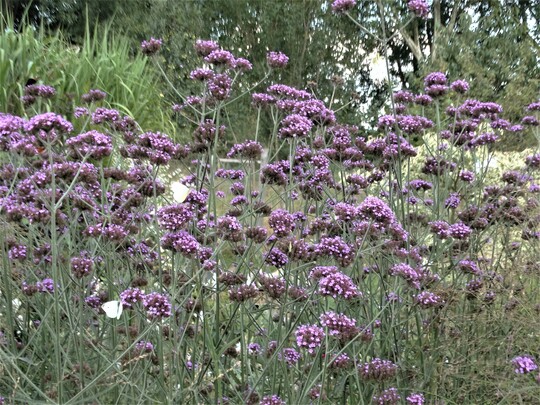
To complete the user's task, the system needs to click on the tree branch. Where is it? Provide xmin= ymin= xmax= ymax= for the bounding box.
xmin=399 ymin=26 xmax=423 ymax=62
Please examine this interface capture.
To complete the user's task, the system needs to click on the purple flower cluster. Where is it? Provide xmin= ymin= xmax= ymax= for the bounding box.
xmin=120 ymin=287 xmax=145 ymax=309
xmin=158 ymin=204 xmax=194 ymax=231
xmin=141 ymin=37 xmax=163 ymax=56
xmin=266 ymin=51 xmax=289 ymax=69
xmin=512 ymin=355 xmax=538 ymax=374
xmin=318 ymin=270 xmax=360 ymax=299
xmin=81 ymin=89 xmax=107 ymax=103
xmin=407 ymin=0 xmax=430 ymax=18
xmin=278 ymin=347 xmax=301 ymax=366
xmin=259 ymin=395 xmax=285 ymax=405
xmin=229 ymin=284 xmax=259 ymax=302
xmin=406 ymin=393 xmax=425 ymax=405
xmin=161 ymin=230 xmax=200 ymax=257
xmin=257 ymin=273 xmax=286 ymax=299
xmin=134 ymin=340 xmax=154 ymax=353
xmin=331 ymin=0 xmax=356 ymax=14
xmin=320 ymin=311 xmax=358 ymax=341
xmin=295 ymin=324 xmax=325 ymax=354
xmin=372 ymin=387 xmax=401 ymax=405
xmin=269 ymin=209 xmax=296 ymax=237
xmin=66 ymin=130 xmax=113 ymax=159
xmin=415 ymin=291 xmax=444 ymax=308
xmin=278 ymin=114 xmax=313 ymax=138
xmin=227 ymin=140 xmax=263 ymax=160
xmin=358 ymin=358 xmax=398 ymax=381
xmin=264 ymin=247 xmax=289 ymax=268
xmin=8 ymin=244 xmax=27 ymax=261
xmin=22 ymin=84 xmax=56 ymax=105
xmin=142 ymin=292 xmax=172 ymax=319
xmin=71 ymin=253 xmax=94 ymax=278
xmin=122 ymin=131 xmax=179 ymax=165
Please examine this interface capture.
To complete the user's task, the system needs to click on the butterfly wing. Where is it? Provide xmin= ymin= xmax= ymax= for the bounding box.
xmin=102 ymin=300 xmax=123 ymax=319
xmin=171 ymin=182 xmax=191 ymax=203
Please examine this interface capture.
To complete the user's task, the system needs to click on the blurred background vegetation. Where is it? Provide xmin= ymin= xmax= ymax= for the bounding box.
xmin=1 ymin=0 xmax=539 ymax=148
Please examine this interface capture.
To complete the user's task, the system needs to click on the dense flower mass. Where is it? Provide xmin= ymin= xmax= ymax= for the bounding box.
xmin=2 ymin=28 xmax=540 ymax=405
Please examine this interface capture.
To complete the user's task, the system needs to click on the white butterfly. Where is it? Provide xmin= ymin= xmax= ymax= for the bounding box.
xmin=171 ymin=181 xmax=191 ymax=203
xmin=101 ymin=300 xmax=123 ymax=319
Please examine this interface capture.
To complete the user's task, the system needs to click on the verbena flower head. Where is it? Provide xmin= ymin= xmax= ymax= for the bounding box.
xmin=24 ymin=112 xmax=73 ymax=134
xmin=278 ymin=114 xmax=313 ymax=138
xmin=295 ymin=324 xmax=325 ymax=354
xmin=71 ymin=254 xmax=94 ymax=278
xmin=268 ymin=209 xmax=295 ymax=237
xmin=317 ymin=236 xmax=355 ymax=267
xmin=414 ymin=94 xmax=432 ymax=106
xmin=264 ymin=247 xmax=289 ymax=268
xmin=134 ymin=340 xmax=154 ymax=354
xmin=194 ymin=39 xmax=220 ymax=56
xmin=522 ymin=116 xmax=539 ymax=126
xmin=204 ymin=49 xmax=235 ymax=67
xmin=393 ymin=90 xmax=414 ymax=103
xmin=358 ymin=196 xmax=396 ymax=225
xmin=208 ymin=73 xmax=233 ymax=101
xmin=24 ymin=84 xmax=56 ymax=99
xmin=120 ymin=287 xmax=145 ymax=309
xmin=66 ymin=130 xmax=113 ymax=160
xmin=267 ymin=51 xmax=289 ymax=69
xmin=229 ymin=284 xmax=259 ymax=302
xmin=91 ymin=107 xmax=121 ymax=124
xmin=158 ymin=204 xmax=194 ymax=231
xmin=81 ymin=89 xmax=107 ymax=103
xmin=331 ymin=0 xmax=356 ymax=14
xmin=450 ymin=79 xmax=470 ymax=94
xmin=259 ymin=395 xmax=286 ymax=405
xmin=190 ymin=68 xmax=214 ymax=81
xmin=318 ymin=271 xmax=360 ymax=299
xmin=406 ymin=393 xmax=425 ymax=405
xmin=278 ymin=348 xmax=301 ymax=366
xmin=233 ymin=57 xmax=253 ymax=72
xmin=358 ymin=358 xmax=398 ymax=381
xmin=161 ymin=230 xmax=200 ymax=257
xmin=329 ymin=353 xmax=351 ymax=369
xmin=424 ymin=72 xmax=447 ymax=86
xmin=257 ymin=273 xmax=286 ymax=299
xmin=512 ymin=355 xmax=538 ymax=374
xmin=8 ymin=244 xmax=27 ymax=261
xmin=227 ymin=140 xmax=264 ymax=160
xmin=141 ymin=37 xmax=163 ymax=56
xmin=320 ymin=311 xmax=358 ymax=341
xmin=372 ymin=387 xmax=401 ymax=405
xmin=407 ymin=0 xmax=430 ymax=18
xmin=415 ymin=291 xmax=444 ymax=308
xmin=143 ymin=292 xmax=171 ymax=319
xmin=526 ymin=100 xmax=540 ymax=111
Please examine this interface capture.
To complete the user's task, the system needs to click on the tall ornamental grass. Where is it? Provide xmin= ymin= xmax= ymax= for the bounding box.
xmin=1 ymin=1 xmax=540 ymax=404
xmin=0 ymin=15 xmax=173 ymax=135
